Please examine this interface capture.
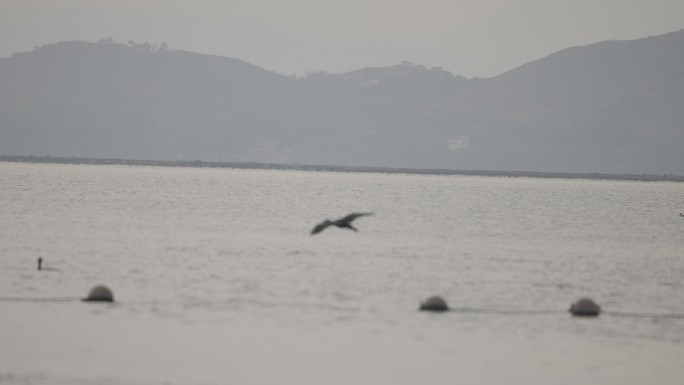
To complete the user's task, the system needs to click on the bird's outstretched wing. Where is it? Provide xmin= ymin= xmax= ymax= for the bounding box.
xmin=311 ymin=220 xmax=333 ymax=235
xmin=337 ymin=212 xmax=374 ymax=223
xmin=311 ymin=213 xmax=374 ymax=235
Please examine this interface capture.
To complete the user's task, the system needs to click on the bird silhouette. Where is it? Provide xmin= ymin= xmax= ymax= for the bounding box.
xmin=311 ymin=212 xmax=374 ymax=235
xmin=37 ymin=257 xmax=60 ymax=272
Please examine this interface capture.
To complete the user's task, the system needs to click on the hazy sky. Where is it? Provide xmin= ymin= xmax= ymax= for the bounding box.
xmin=1 ymin=0 xmax=683 ymax=77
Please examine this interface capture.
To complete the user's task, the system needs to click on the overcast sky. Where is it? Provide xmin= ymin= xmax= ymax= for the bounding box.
xmin=1 ymin=0 xmax=683 ymax=77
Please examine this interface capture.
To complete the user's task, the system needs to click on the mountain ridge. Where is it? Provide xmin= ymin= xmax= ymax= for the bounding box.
xmin=1 ymin=29 xmax=683 ymax=174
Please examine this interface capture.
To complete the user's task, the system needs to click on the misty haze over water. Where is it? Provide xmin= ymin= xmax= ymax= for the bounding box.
xmin=2 ymin=11 xmax=684 ymax=384
xmin=1 ymin=162 xmax=683 ymax=385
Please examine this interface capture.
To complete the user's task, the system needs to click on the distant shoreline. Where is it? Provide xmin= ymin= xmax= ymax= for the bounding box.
xmin=2 ymin=155 xmax=682 ymax=182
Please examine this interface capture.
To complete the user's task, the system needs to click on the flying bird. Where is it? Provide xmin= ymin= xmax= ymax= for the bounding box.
xmin=311 ymin=212 xmax=374 ymax=235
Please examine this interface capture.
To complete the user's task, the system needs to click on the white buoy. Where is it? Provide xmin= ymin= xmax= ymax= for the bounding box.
xmin=569 ymin=297 xmax=600 ymax=316
xmin=420 ymin=295 xmax=449 ymax=311
xmin=83 ymin=285 xmax=114 ymax=302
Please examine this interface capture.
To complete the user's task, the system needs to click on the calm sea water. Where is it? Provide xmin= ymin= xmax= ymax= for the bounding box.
xmin=1 ymin=161 xmax=683 ymax=385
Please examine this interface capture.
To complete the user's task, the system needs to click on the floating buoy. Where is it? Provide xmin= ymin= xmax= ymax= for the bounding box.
xmin=569 ymin=297 xmax=600 ymax=316
xmin=420 ymin=295 xmax=449 ymax=311
xmin=83 ymin=285 xmax=114 ymax=302
xmin=37 ymin=257 xmax=42 ymax=271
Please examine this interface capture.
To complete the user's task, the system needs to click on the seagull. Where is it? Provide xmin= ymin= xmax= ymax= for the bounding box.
xmin=311 ymin=212 xmax=374 ymax=235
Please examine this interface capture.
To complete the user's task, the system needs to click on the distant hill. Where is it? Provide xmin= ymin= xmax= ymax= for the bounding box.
xmin=1 ymin=31 xmax=683 ymax=174
xmin=0 ymin=41 xmax=296 ymax=161
xmin=438 ymin=30 xmax=684 ymax=173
